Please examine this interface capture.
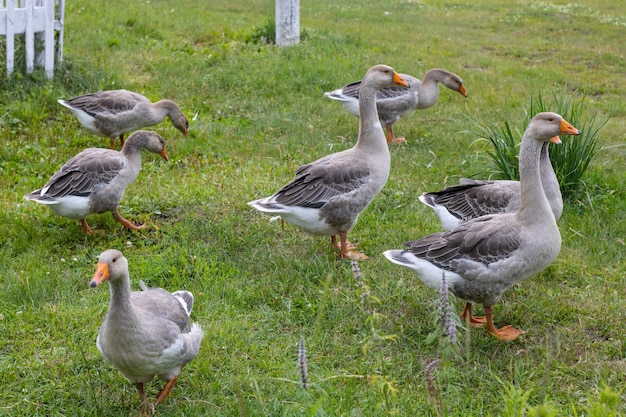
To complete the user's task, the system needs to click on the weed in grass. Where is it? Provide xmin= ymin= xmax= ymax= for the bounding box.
xmin=527 ymin=402 xmax=559 ymax=417
xmin=246 ymin=19 xmax=277 ymax=45
xmin=438 ymin=272 xmax=457 ymax=344
xmin=298 ymin=337 xmax=308 ymax=390
xmin=425 ymin=359 xmax=444 ymax=417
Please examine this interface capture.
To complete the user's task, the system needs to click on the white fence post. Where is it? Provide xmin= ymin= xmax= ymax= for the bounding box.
xmin=1 ymin=0 xmax=65 ymax=79
xmin=275 ymin=0 xmax=299 ymax=46
xmin=4 ymin=0 xmax=16 ymax=75
xmin=55 ymin=0 xmax=64 ymax=63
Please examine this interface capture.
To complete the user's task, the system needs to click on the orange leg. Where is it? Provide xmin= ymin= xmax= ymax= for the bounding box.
xmin=484 ymin=305 xmax=525 ymax=341
xmin=136 ymin=383 xmax=155 ymax=416
xmin=110 ymin=134 xmax=125 ymax=150
xmin=112 ymin=211 xmax=146 ymax=231
xmin=385 ymin=124 xmax=406 ymax=144
xmin=339 ymin=231 xmax=349 ymax=257
xmin=155 ymin=374 xmax=180 ymax=406
xmin=460 ymin=302 xmax=487 ymax=328
xmin=331 ymin=231 xmax=368 ymax=260
xmin=330 ymin=234 xmax=351 ymax=255
xmin=80 ymin=218 xmax=93 ymax=234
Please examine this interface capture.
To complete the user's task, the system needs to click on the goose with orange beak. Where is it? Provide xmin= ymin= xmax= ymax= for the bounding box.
xmin=249 ymin=65 xmax=409 ymax=260
xmin=384 ymin=113 xmax=580 ymax=341
xmin=90 ymin=249 xmax=203 ymax=415
xmin=24 ymin=131 xmax=168 ymax=234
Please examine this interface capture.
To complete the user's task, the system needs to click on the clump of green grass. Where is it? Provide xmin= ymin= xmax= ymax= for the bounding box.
xmin=469 ymin=93 xmax=608 ymax=197
xmin=245 ymin=19 xmax=277 ymax=45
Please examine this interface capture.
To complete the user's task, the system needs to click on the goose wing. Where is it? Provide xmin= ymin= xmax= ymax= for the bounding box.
xmin=39 ymin=149 xmax=125 ymax=198
xmin=273 ymin=157 xmax=371 ymax=208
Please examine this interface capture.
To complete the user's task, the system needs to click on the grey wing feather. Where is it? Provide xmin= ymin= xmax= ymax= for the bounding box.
xmin=172 ymin=290 xmax=194 ymax=315
xmin=339 ymin=75 xmax=418 ymax=102
xmin=423 ymin=182 xmax=520 ymax=220
xmin=338 ymin=81 xmax=361 ymax=99
xmin=404 ymin=215 xmax=521 ymax=269
xmin=275 ymin=159 xmax=371 ymax=208
xmin=376 ymin=85 xmax=412 ymax=101
xmin=131 ymin=288 xmax=192 ymax=333
xmin=39 ymin=149 xmax=125 ymax=197
xmin=65 ymin=90 xmax=143 ymax=117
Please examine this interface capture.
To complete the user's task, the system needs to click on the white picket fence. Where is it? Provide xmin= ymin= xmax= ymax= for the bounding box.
xmin=1 ymin=0 xmax=65 ymax=79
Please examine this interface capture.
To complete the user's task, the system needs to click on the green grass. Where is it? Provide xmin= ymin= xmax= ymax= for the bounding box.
xmin=1 ymin=0 xmax=626 ymax=415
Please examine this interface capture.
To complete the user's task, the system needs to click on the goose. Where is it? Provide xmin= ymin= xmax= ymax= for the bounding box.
xmin=24 ymin=130 xmax=168 ymax=234
xmin=90 ymin=249 xmax=203 ymax=415
xmin=419 ymin=140 xmax=563 ymax=230
xmin=248 ymin=65 xmax=409 ymax=260
xmin=58 ymin=89 xmax=189 ymax=149
xmin=383 ymin=112 xmax=580 ymax=340
xmin=325 ymin=68 xmax=467 ymax=143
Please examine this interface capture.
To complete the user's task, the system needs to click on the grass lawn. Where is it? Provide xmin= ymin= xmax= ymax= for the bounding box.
xmin=1 ymin=0 xmax=625 ymax=415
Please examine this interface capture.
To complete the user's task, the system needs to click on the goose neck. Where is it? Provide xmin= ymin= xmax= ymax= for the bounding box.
xmin=154 ymin=100 xmax=178 ymax=120
xmin=517 ymin=134 xmax=554 ymax=222
xmin=416 ymin=71 xmax=441 ymax=109
xmin=107 ymin=275 xmax=138 ymax=321
xmin=357 ymin=84 xmax=388 ymax=153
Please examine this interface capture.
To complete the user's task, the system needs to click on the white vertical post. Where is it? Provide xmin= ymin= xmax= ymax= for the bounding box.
xmin=6 ymin=0 xmax=16 ymax=76
xmin=275 ymin=0 xmax=299 ymax=46
xmin=43 ymin=0 xmax=54 ymax=78
xmin=56 ymin=0 xmax=65 ymax=63
xmin=25 ymin=0 xmax=35 ymax=73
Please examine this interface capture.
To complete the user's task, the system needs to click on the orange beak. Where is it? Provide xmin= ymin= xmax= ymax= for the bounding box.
xmin=393 ymin=72 xmax=410 ymax=88
xmin=160 ymin=147 xmax=169 ymax=161
xmin=458 ymin=84 xmax=468 ymax=97
xmin=549 ymin=136 xmax=562 ymax=144
xmin=559 ymin=119 xmax=581 ymax=136
xmin=90 ymin=262 xmax=110 ymax=287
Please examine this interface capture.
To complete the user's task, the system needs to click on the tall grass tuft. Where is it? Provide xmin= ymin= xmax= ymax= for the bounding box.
xmin=525 ymin=94 xmax=608 ymax=196
xmin=469 ymin=93 xmax=608 ymax=197
xmin=245 ymin=19 xmax=277 ymax=45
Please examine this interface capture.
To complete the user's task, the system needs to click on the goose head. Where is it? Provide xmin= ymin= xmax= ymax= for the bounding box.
xmin=426 ymin=69 xmax=467 ymax=97
xmin=363 ymin=65 xmax=409 ymax=91
xmin=170 ymin=111 xmax=189 ymax=137
xmin=124 ymin=130 xmax=169 ymax=161
xmin=528 ymin=112 xmax=581 ymax=143
xmin=90 ymin=249 xmax=128 ymax=287
xmin=442 ymin=72 xmax=467 ymax=97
